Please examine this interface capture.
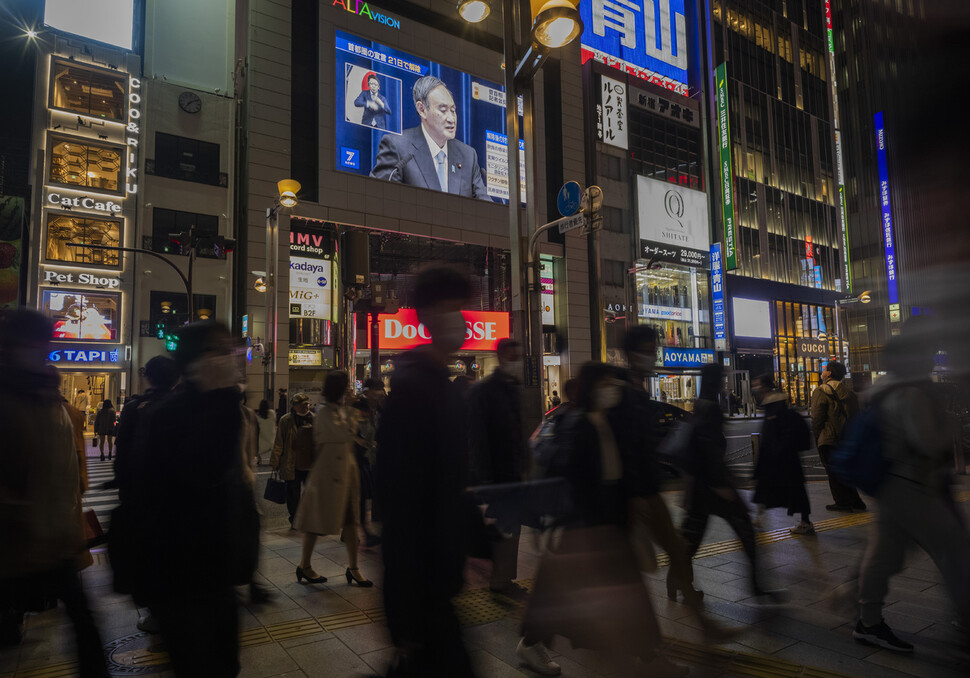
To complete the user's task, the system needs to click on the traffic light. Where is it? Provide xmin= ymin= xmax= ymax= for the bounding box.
xmin=155 ymin=315 xmax=186 ymax=352
xmin=168 ymin=231 xmax=190 ymax=255
xmin=211 ymin=236 xmax=236 ymax=259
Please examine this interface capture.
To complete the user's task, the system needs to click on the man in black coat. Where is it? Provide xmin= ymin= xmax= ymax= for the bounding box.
xmin=468 ymin=338 xmax=529 ymax=595
xmin=376 ymin=265 xmax=476 ymax=677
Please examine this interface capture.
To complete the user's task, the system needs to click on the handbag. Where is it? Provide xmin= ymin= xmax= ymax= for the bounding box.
xmin=263 ymin=470 xmax=287 ymax=504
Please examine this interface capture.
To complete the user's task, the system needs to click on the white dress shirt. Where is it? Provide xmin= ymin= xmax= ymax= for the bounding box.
xmin=421 ymin=124 xmax=448 ymax=192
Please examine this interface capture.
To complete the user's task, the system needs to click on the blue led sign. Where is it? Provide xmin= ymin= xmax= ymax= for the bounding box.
xmin=580 ymin=0 xmax=689 ymax=96
xmin=48 ymin=347 xmax=121 ymax=365
xmin=662 ymin=347 xmax=716 ymax=368
xmin=874 ymin=112 xmax=899 ymax=306
xmin=710 ymin=243 xmax=726 ymax=350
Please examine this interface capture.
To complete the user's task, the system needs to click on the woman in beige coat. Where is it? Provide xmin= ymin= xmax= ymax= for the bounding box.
xmin=294 ymin=371 xmax=372 ymax=587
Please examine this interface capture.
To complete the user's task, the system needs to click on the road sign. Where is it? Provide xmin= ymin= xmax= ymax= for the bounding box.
xmin=557 ymin=181 xmax=582 ymax=217
xmin=556 ymin=213 xmax=587 ymax=234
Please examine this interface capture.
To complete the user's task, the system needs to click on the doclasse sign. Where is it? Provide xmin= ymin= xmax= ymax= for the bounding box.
xmin=662 ymin=347 xmax=715 ymax=368
xmin=368 ymin=309 xmax=510 ymax=351
xmin=44 ymin=270 xmax=121 ymax=288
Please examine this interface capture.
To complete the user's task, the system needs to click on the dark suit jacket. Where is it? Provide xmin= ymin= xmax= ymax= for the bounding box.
xmin=353 ymin=91 xmax=391 ymax=129
xmin=369 ymin=125 xmax=491 ymax=200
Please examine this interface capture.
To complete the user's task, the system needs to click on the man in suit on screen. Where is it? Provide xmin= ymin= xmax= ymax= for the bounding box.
xmin=353 ymin=73 xmax=392 ymax=130
xmin=370 ymin=75 xmax=491 ymax=201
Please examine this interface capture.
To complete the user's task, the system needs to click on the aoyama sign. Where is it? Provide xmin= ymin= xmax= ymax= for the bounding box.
xmin=369 ymin=309 xmax=510 ymax=351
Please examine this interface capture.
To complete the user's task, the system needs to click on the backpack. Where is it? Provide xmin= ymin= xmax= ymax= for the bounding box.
xmin=821 ymin=384 xmax=859 ymax=442
xmin=829 ymin=399 xmax=888 ymax=495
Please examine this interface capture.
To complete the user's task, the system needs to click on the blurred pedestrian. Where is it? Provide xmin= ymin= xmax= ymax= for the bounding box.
xmin=0 ymin=310 xmax=109 ymax=676
xmin=853 ymin=328 xmax=970 ymax=652
xmin=139 ymin=321 xmax=251 ymax=676
xmin=110 ymin=355 xmax=179 ymax=633
xmin=751 ymin=373 xmax=814 ymax=535
xmin=270 ymin=393 xmax=315 ymax=526
xmin=73 ymin=389 xmax=90 ymax=427
xmin=255 ymin=399 xmax=276 ymax=466
xmin=468 ymin=338 xmax=530 ymax=596
xmin=295 ymin=370 xmax=372 ymax=587
xmin=238 ymin=395 xmax=271 ymax=605
xmin=376 ymin=265 xmax=476 ymax=677
xmin=519 ymin=362 xmax=687 ymax=678
xmin=94 ymin=398 xmax=116 ymax=461
xmin=680 ymin=364 xmax=783 ymax=602
xmin=352 ymin=397 xmax=381 ymax=547
xmin=811 ymin=360 xmax=866 ymax=512
xmin=276 ymin=387 xmax=287 ymax=423
xmin=60 ymin=389 xmax=90 ymax=496
xmin=618 ymin=327 xmax=733 ymax=641
xmin=549 ymin=390 xmax=561 ymax=408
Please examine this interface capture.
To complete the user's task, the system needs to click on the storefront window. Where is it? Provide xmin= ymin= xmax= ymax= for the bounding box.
xmin=46 ymin=213 xmax=121 ymax=267
xmin=773 ymin=300 xmax=842 ymax=407
xmin=49 ymin=136 xmax=123 ymax=193
xmin=41 ymin=289 xmax=120 ymax=342
xmin=635 ymin=265 xmax=711 ymax=351
xmin=50 ymin=59 xmax=127 ymax=121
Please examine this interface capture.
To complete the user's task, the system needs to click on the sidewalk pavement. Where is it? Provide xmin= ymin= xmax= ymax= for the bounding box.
xmin=3 ymin=475 xmax=969 ymax=678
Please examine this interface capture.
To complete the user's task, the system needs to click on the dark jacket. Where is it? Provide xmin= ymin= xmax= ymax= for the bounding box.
xmin=353 ymin=90 xmax=391 ymax=129
xmin=468 ymin=369 xmax=530 ymax=484
xmin=376 ymin=347 xmax=470 ymax=641
xmin=682 ymin=398 xmax=736 ymax=511
xmin=607 ymin=381 xmax=666 ymax=498
xmin=94 ymin=405 xmax=116 ymax=436
xmin=752 ymin=394 xmax=812 ymax=515
xmin=138 ymin=384 xmax=246 ymax=599
xmin=810 ymin=379 xmax=859 ymax=447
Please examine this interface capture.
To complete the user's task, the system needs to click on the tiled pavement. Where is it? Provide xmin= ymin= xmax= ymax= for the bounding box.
xmin=2 ymin=477 xmax=969 ymax=678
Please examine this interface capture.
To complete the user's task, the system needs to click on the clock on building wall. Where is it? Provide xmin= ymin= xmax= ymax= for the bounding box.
xmin=178 ymin=91 xmax=202 ymax=114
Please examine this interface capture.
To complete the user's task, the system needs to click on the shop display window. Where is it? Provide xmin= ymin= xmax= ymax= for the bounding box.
xmin=773 ymin=300 xmax=840 ymax=407
xmin=149 ymin=290 xmax=217 ymax=326
xmin=635 ymin=266 xmax=711 ymax=351
xmin=45 ymin=213 xmax=121 ymax=267
xmin=49 ymin=59 xmax=127 ymax=121
xmin=48 ymin=135 xmax=123 ymax=193
xmin=42 ymin=289 xmax=119 ymax=342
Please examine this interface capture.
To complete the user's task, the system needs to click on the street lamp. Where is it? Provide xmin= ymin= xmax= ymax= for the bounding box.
xmin=834 ymin=289 xmax=871 ymax=367
xmin=458 ymin=0 xmax=580 ymax=424
xmin=265 ymin=179 xmax=301 ymax=402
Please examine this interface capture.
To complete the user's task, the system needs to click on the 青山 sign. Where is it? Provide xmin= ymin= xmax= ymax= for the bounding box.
xmin=795 ymin=338 xmax=829 ymax=359
xmin=874 ymin=112 xmax=899 ymax=307
xmin=715 ymin=63 xmax=738 ymax=270
xmin=580 ymin=0 xmax=689 ymax=97
xmin=368 ymin=309 xmax=510 ymax=351
xmin=710 ymin=244 xmax=727 ymax=351
xmin=44 ymin=269 xmax=121 ymax=288
xmin=637 ymin=175 xmax=709 ymax=267
xmin=662 ymin=347 xmax=715 ymax=368
xmin=599 ymin=76 xmax=628 ymax=149
xmin=46 ymin=192 xmax=122 ymax=215
xmin=48 ymin=346 xmax=122 ymax=366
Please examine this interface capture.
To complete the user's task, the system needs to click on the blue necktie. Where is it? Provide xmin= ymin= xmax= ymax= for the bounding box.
xmin=435 ymin=150 xmax=447 ymax=191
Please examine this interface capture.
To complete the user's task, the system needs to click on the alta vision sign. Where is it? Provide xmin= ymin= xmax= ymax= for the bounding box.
xmin=332 ymin=0 xmax=400 ymax=29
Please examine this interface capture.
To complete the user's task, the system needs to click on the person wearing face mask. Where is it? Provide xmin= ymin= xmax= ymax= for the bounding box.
xmin=270 ymin=393 xmax=315 ymax=527
xmin=679 ymin=364 xmax=785 ymax=604
xmin=138 ymin=321 xmax=250 ymax=677
xmin=375 ymin=264 xmax=476 ymax=677
xmin=518 ymin=362 xmax=688 ymax=678
xmin=467 ymin=339 xmax=530 ymax=596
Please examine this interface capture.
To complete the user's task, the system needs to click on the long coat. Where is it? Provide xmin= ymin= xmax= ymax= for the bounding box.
xmin=294 ymin=402 xmax=359 ymax=536
xmin=752 ymin=393 xmax=812 ymax=515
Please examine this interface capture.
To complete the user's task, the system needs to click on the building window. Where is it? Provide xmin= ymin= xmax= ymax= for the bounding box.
xmin=145 ymin=207 xmax=220 ymax=258
xmin=48 ymin=135 xmax=123 ymax=194
xmin=41 ymin=289 xmax=120 ymax=342
xmin=45 ymin=213 xmax=121 ymax=267
xmin=149 ymin=290 xmax=217 ymax=326
xmin=152 ymin=133 xmax=221 ymax=186
xmin=49 ymin=59 xmax=127 ymax=121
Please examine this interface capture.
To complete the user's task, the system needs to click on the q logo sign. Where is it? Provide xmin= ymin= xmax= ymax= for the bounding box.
xmin=664 ymin=189 xmax=685 ymax=229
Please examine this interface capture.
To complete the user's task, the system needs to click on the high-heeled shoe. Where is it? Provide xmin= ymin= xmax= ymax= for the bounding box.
xmin=296 ymin=566 xmax=327 ymax=584
xmin=666 ymin=575 xmax=704 ymax=602
xmin=345 ymin=568 xmax=373 ymax=587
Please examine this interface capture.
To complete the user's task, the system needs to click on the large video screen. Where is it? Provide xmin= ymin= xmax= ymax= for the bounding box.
xmin=334 ymin=31 xmax=524 ymax=204
xmin=732 ymin=297 xmax=772 ymax=339
xmin=44 ymin=0 xmax=134 ymax=51
xmin=42 ymin=289 xmax=120 ymax=342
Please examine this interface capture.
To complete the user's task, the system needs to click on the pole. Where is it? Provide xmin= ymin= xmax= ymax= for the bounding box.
xmin=65 ymin=243 xmax=189 ymax=299
xmin=186 ymin=226 xmax=196 ymax=322
xmin=264 ymin=206 xmax=275 ymax=403
xmin=370 ymin=310 xmax=380 ymax=382
xmin=269 ymin=208 xmax=281 ymax=402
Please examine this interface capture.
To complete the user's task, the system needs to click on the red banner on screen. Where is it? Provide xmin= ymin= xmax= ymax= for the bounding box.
xmin=367 ymin=309 xmax=510 ymax=351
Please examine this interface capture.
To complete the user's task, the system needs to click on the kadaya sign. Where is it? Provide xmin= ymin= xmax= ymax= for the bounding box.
xmin=367 ymin=309 xmax=510 ymax=351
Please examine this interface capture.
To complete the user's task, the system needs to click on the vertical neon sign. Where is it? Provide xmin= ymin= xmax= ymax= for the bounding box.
xmin=874 ymin=112 xmax=899 ymax=305
xmin=715 ymin=63 xmax=737 ymax=270
xmin=825 ymin=0 xmax=851 ymax=292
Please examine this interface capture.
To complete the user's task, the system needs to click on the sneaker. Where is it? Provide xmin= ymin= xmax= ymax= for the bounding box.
xmin=853 ymin=619 xmax=914 ymax=652
xmin=826 ymin=504 xmax=854 ymax=512
xmin=516 ymin=638 xmax=561 ymax=676
xmin=789 ymin=521 xmax=816 ymax=535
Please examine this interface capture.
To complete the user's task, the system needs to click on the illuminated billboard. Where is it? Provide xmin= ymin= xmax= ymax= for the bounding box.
xmin=334 ymin=30 xmax=524 ymax=204
xmin=580 ymin=0 xmax=689 ymax=96
xmin=42 ymin=289 xmax=120 ymax=342
xmin=44 ymin=0 xmax=134 ymax=51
